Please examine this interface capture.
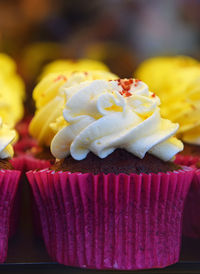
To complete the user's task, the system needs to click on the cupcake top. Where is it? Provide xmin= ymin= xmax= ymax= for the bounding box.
xmin=39 ymin=59 xmax=110 ymax=79
xmin=29 ymin=71 xmax=118 ymax=146
xmin=0 ymin=117 xmax=16 ymax=159
xmin=51 ymin=78 xmax=183 ymax=161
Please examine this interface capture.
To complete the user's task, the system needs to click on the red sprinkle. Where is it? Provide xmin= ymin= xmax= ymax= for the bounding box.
xmin=151 ymin=93 xmax=156 ymax=98
xmin=116 ymin=79 xmax=137 ymax=97
xmin=54 ymin=75 xmax=67 ymax=82
xmin=120 ymin=90 xmax=132 ymax=97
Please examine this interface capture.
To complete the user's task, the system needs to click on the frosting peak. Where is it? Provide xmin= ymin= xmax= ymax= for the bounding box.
xmin=51 ymin=79 xmax=183 ymax=161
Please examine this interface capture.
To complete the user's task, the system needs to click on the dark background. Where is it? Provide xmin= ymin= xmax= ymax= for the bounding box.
xmin=1 ymin=0 xmax=200 ymax=81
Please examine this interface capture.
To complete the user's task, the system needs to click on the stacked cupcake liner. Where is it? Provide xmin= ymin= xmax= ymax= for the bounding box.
xmin=11 ymin=154 xmax=52 ymax=172
xmin=27 ymin=167 xmax=193 ymax=270
xmin=175 ymin=155 xmax=200 ymax=238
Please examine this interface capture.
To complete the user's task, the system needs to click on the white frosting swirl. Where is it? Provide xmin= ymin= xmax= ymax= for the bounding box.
xmin=0 ymin=117 xmax=15 ymax=159
xmin=51 ymin=79 xmax=183 ymax=161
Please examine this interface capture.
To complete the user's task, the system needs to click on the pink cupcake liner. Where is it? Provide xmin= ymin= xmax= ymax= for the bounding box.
xmin=10 ymin=156 xmax=25 ymax=171
xmin=14 ymin=138 xmax=37 ymax=156
xmin=175 ymin=155 xmax=200 ymax=238
xmin=175 ymin=154 xmax=200 ymax=167
xmin=15 ymin=116 xmax=32 ymax=138
xmin=27 ymin=167 xmax=194 ymax=270
xmin=0 ymin=169 xmax=21 ymax=262
xmin=24 ymin=155 xmax=52 ymax=172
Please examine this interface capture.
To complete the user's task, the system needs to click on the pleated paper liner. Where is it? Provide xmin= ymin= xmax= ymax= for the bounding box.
xmin=175 ymin=154 xmax=200 ymax=168
xmin=10 ymin=156 xmax=25 ymax=171
xmin=27 ymin=167 xmax=194 ymax=270
xmin=175 ymin=155 xmax=200 ymax=238
xmin=0 ymin=169 xmax=21 ymax=262
xmin=15 ymin=116 xmax=32 ymax=138
xmin=24 ymin=155 xmax=51 ymax=172
xmin=14 ymin=138 xmax=37 ymax=156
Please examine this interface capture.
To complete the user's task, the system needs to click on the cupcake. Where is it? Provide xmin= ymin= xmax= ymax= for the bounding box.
xmin=136 ymin=57 xmax=200 ymax=238
xmin=27 ymin=70 xmax=118 ymax=171
xmin=0 ymin=117 xmax=21 ymax=262
xmin=26 ymin=78 xmax=193 ymax=270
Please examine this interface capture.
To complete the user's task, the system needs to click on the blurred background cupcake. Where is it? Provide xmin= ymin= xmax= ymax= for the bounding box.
xmin=136 ymin=55 xmax=200 ymax=239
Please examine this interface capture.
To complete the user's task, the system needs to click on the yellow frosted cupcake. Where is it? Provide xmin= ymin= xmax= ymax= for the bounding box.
xmin=39 ymin=59 xmax=110 ymax=80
